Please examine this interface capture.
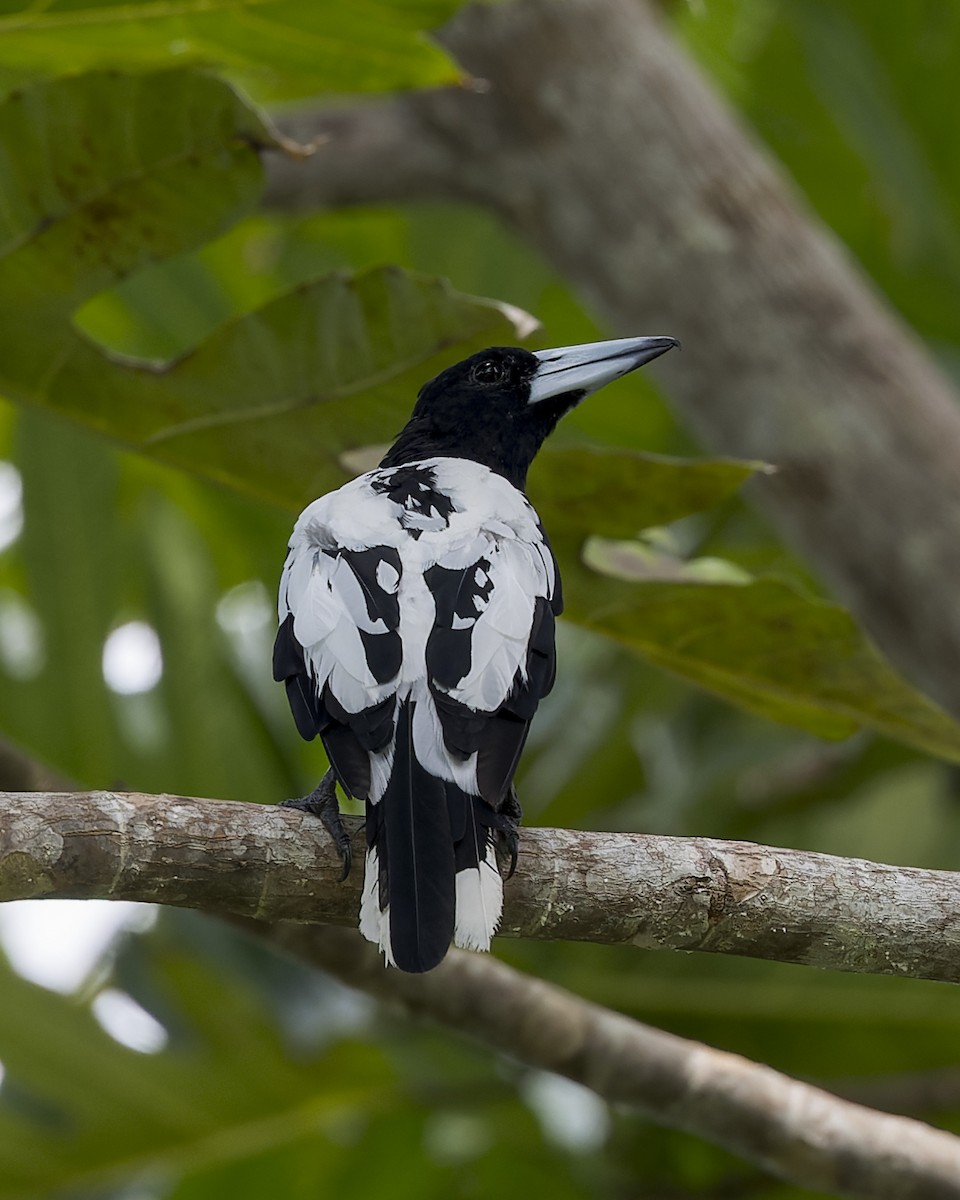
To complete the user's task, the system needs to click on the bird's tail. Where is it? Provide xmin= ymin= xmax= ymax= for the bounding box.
xmin=359 ymin=701 xmax=503 ymax=973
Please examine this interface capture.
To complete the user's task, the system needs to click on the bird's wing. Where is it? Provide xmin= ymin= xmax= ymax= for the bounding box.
xmin=273 ymin=483 xmax=404 ymax=797
xmin=422 ymin=511 xmax=561 ymax=809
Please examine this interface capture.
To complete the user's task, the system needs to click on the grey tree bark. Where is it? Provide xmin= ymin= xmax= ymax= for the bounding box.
xmin=265 ymin=0 xmax=960 ymax=721
xmin=4 ymin=789 xmax=960 ymax=984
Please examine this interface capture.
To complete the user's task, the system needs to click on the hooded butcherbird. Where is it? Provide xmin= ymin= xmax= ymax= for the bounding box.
xmin=274 ymin=335 xmax=678 ymax=972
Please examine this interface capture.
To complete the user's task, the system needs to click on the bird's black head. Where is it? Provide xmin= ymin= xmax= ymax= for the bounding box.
xmin=380 ymin=336 xmax=679 ymax=489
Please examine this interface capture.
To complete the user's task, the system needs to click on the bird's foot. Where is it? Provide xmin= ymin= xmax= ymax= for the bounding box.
xmin=281 ymin=769 xmax=352 ymax=881
xmin=491 ymin=787 xmax=522 ymax=880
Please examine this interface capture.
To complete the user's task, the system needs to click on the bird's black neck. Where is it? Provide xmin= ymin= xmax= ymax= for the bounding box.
xmin=379 ymin=394 xmax=574 ymax=491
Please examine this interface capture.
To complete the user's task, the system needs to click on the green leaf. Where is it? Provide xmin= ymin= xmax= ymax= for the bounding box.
xmin=8 ymin=409 xmax=122 ymax=783
xmin=47 ymin=266 xmax=533 ymax=510
xmin=0 ymin=1 xmax=461 ymax=102
xmin=0 ymin=68 xmax=271 ymax=332
xmin=528 ymin=446 xmax=763 ymax=538
xmin=0 ymin=71 xmax=534 ymax=511
xmin=567 ymin=538 xmax=960 ymax=761
xmin=583 ymin=537 xmax=754 ymax=585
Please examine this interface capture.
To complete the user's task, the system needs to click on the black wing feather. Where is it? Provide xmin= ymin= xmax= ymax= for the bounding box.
xmin=272 ymin=614 xmax=323 ymax=740
xmin=425 ymin=548 xmax=560 ymax=811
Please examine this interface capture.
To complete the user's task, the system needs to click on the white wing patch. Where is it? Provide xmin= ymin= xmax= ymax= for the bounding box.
xmin=411 ymin=684 xmax=478 ymax=793
xmin=430 ymin=534 xmax=553 ymax=713
xmin=280 ymin=548 xmax=394 ymax=716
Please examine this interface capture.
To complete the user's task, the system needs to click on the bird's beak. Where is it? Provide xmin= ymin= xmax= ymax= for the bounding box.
xmin=528 ymin=335 xmax=679 ymax=405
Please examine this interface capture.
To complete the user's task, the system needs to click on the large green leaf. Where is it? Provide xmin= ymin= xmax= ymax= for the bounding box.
xmin=0 ymin=71 xmax=535 ymax=510
xmin=0 ymin=69 xmax=271 ymax=337
xmin=0 ymin=0 xmax=460 ymax=102
xmin=528 ymin=447 xmax=760 ymax=537
xmin=571 ymin=537 xmax=960 ymax=761
xmin=51 ymin=264 xmax=533 ymax=510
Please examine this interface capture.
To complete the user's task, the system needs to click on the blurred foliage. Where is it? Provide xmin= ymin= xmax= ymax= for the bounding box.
xmin=0 ymin=1 xmax=959 ymax=1198
xmin=0 ymin=65 xmax=954 ymax=763
xmin=0 ymin=0 xmax=462 ymax=101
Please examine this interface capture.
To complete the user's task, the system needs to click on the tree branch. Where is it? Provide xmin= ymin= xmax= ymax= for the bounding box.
xmin=831 ymin=1068 xmax=960 ymax=1120
xmin=3 ymin=789 xmax=960 ymax=984
xmin=247 ymin=922 xmax=960 ymax=1200
xmin=264 ymin=0 xmax=960 ymax=721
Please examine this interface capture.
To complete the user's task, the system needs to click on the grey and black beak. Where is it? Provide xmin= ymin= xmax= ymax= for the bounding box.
xmin=528 ymin=335 xmax=679 ymax=405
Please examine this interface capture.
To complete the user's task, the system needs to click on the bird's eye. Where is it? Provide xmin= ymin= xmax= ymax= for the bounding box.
xmin=471 ymin=360 xmax=506 ymax=385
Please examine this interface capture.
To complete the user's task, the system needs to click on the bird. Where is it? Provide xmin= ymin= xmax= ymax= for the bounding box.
xmin=273 ymin=335 xmax=678 ymax=973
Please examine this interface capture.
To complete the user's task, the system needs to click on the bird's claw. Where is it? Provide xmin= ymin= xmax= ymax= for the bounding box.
xmin=281 ymin=769 xmax=352 ymax=881
xmin=491 ymin=787 xmax=522 ymax=880
xmin=498 ymin=826 xmax=519 ymax=880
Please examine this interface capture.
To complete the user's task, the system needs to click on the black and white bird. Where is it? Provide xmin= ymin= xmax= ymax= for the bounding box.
xmin=274 ymin=335 xmax=678 ymax=973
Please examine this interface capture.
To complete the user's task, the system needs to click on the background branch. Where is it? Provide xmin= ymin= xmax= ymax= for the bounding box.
xmin=831 ymin=1069 xmax=960 ymax=1121
xmin=266 ymin=0 xmax=960 ymax=721
xmin=250 ymin=922 xmax=960 ymax=1200
xmin=0 ymin=738 xmax=72 ymax=793
xmin=4 ymin=789 xmax=960 ymax=984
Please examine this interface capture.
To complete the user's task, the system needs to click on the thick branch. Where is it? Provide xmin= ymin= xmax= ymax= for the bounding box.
xmin=3 ymin=790 xmax=960 ymax=984
xmin=265 ymin=0 xmax=960 ymax=720
xmin=252 ymin=923 xmax=960 ymax=1200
